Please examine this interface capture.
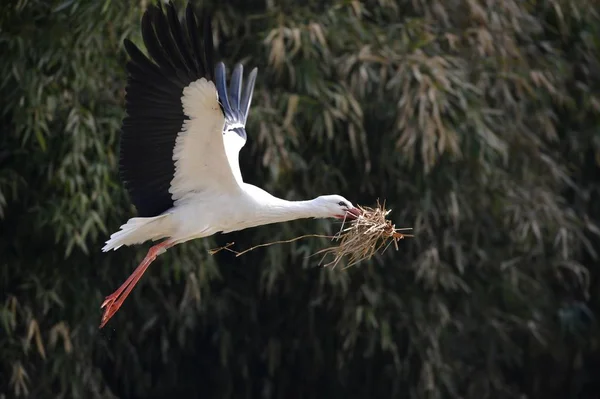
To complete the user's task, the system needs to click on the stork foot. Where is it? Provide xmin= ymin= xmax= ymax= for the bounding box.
xmin=100 ymin=294 xmax=122 ymax=328
xmin=99 ymin=240 xmax=173 ymax=328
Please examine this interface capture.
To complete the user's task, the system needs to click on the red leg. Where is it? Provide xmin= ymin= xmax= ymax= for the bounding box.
xmin=99 ymin=240 xmax=173 ymax=328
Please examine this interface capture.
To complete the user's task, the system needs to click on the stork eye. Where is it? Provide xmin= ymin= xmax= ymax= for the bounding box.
xmin=338 ymin=201 xmax=347 ymax=207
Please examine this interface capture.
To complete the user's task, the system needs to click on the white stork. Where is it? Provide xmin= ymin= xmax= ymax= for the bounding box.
xmin=100 ymin=2 xmax=361 ymax=328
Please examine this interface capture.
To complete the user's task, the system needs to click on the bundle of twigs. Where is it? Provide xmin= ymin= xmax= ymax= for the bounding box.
xmin=209 ymin=200 xmax=412 ymax=268
xmin=316 ymin=201 xmax=412 ymax=268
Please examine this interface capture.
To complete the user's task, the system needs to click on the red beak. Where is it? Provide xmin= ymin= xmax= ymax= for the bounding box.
xmin=347 ymin=207 xmax=362 ymax=218
xmin=334 ymin=207 xmax=362 ymax=220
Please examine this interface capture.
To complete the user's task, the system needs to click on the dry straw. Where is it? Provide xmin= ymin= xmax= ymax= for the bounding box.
xmin=209 ymin=200 xmax=412 ymax=268
xmin=316 ymin=200 xmax=412 ymax=268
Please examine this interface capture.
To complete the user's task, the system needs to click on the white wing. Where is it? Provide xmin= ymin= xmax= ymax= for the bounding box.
xmin=169 ymin=78 xmax=241 ymax=201
xmin=118 ymin=3 xmax=257 ymax=217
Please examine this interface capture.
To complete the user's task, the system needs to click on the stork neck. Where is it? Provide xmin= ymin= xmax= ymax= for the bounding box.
xmin=241 ymin=184 xmax=325 ymax=228
xmin=262 ymin=198 xmax=321 ymax=223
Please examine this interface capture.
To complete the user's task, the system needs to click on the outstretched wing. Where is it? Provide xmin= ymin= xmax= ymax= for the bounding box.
xmin=119 ymin=2 xmax=257 ymax=217
xmin=215 ymin=62 xmax=258 ymax=184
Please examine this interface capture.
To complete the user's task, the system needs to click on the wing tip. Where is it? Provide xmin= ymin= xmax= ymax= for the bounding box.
xmin=241 ymin=67 xmax=258 ymax=124
xmin=216 ymin=62 xmax=259 ymax=124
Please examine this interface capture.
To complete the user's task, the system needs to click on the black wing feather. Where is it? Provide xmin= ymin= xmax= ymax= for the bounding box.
xmin=124 ymin=40 xmax=163 ymax=79
xmin=141 ymin=10 xmax=174 ymax=75
xmin=153 ymin=6 xmax=187 ymax=73
xmin=215 ymin=63 xmax=234 ymax=120
xmin=165 ymin=3 xmax=195 ymax=78
xmin=186 ymin=4 xmax=206 ymax=78
xmin=119 ymin=1 xmax=214 ymax=217
xmin=241 ymin=68 xmax=258 ymax=125
xmin=201 ymin=14 xmax=215 ymax=81
xmin=229 ymin=64 xmax=243 ymax=120
xmin=215 ymin=62 xmax=258 ymax=139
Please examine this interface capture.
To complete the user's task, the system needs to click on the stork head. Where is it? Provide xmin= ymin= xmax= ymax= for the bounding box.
xmin=314 ymin=195 xmax=362 ymax=220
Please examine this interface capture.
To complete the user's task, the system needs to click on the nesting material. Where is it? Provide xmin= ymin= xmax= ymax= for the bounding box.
xmin=208 ymin=201 xmax=412 ymax=267
xmin=316 ymin=201 xmax=412 ymax=268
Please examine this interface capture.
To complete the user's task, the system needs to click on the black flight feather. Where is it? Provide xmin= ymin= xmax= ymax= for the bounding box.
xmin=201 ymin=13 xmax=215 ymax=81
xmin=119 ymin=1 xmax=259 ymax=218
xmin=119 ymin=2 xmax=214 ymax=218
xmin=215 ymin=63 xmax=234 ymax=120
xmin=186 ymin=4 xmax=205 ymax=77
xmin=229 ymin=64 xmax=243 ymax=120
xmin=153 ymin=8 xmax=186 ymax=73
xmin=241 ymin=68 xmax=258 ymax=125
xmin=215 ymin=62 xmax=259 ymax=141
xmin=165 ymin=3 xmax=195 ymax=79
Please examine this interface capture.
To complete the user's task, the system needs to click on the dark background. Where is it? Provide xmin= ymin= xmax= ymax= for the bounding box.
xmin=2 ymin=0 xmax=600 ymax=397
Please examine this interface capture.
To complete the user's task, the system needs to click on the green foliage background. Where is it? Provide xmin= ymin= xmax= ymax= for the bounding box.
xmin=2 ymin=0 xmax=600 ymax=397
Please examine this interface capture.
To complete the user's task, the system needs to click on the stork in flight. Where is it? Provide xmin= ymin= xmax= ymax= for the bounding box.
xmin=100 ymin=2 xmax=361 ymax=328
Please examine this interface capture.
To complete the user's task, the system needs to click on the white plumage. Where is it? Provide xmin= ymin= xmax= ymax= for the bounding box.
xmin=99 ymin=2 xmax=361 ymax=328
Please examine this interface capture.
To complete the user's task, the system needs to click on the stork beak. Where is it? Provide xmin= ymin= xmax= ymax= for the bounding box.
xmin=346 ymin=207 xmax=362 ymax=219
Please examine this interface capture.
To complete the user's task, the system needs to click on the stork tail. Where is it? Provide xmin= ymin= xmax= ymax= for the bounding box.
xmin=102 ymin=214 xmax=171 ymax=252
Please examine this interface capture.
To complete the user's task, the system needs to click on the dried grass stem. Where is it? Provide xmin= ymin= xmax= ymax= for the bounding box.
xmin=208 ymin=200 xmax=412 ymax=267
